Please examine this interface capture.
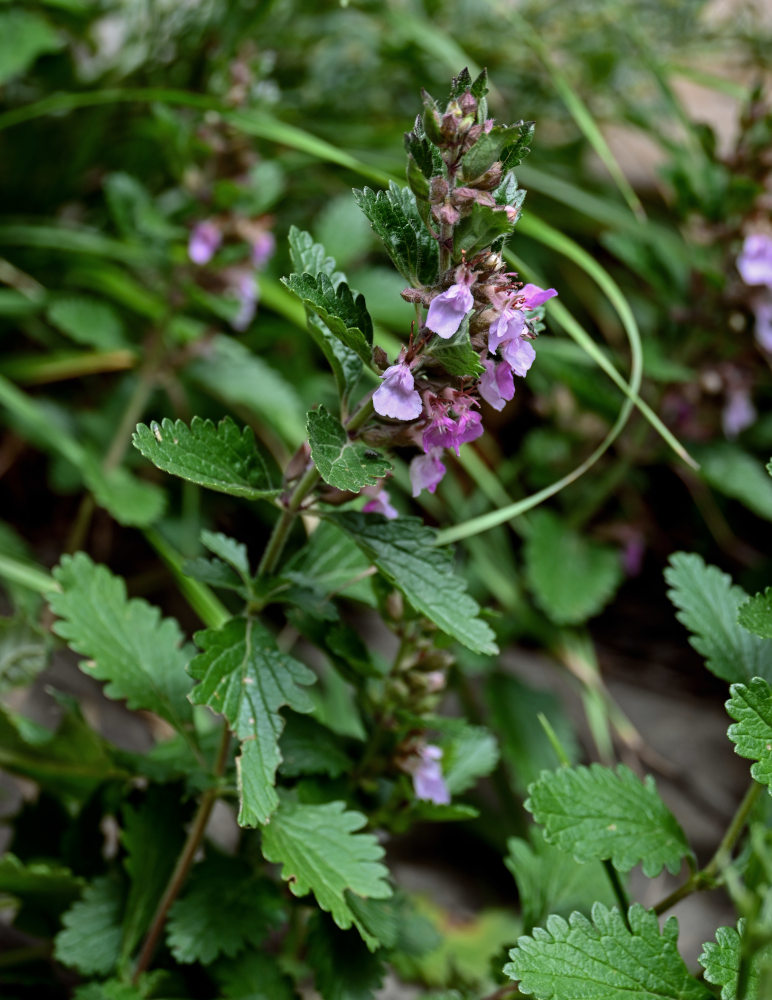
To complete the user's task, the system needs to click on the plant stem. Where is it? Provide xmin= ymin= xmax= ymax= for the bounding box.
xmin=653 ymin=781 xmax=763 ymax=916
xmin=603 ymin=860 xmax=631 ymax=923
xmin=131 ymin=725 xmax=231 ymax=982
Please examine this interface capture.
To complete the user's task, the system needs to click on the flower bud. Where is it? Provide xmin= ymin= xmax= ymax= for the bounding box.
xmin=430 ymin=176 xmax=449 ymax=203
xmin=459 ymin=91 xmax=478 ymax=116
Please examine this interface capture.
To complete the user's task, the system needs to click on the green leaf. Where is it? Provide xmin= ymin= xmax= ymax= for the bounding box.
xmin=46 ymin=295 xmax=127 ymax=350
xmin=120 ymin=788 xmax=187 ymax=960
xmin=188 ymin=617 xmax=316 ymax=826
xmin=436 ymin=721 xmax=499 ymax=795
xmin=284 ymin=520 xmax=376 ymax=607
xmin=698 ymin=444 xmax=772 ymax=520
xmin=505 ymin=903 xmax=711 ymax=1000
xmin=54 ymin=876 xmax=124 ymax=976
xmin=260 ymin=797 xmax=391 ymax=938
xmin=213 ymin=951 xmax=295 ymax=1000
xmin=289 ymin=224 xmax=346 ymax=284
xmin=0 ymin=853 xmax=83 ymax=909
xmin=308 ymin=406 xmax=391 ymax=491
xmin=279 ymin=712 xmax=352 ymax=778
xmin=73 ymin=981 xmax=146 ymax=1000
xmin=505 ymin=830 xmax=616 ymax=933
xmin=699 ymin=920 xmax=771 ymax=1000
xmin=353 ymin=183 xmax=438 ymax=286
xmin=185 ymin=334 xmax=305 ymax=448
xmin=201 ymin=530 xmax=251 ymax=580
xmin=167 ymin=855 xmax=285 ymax=964
xmin=281 ymin=272 xmax=373 ymax=365
xmin=84 ymin=459 xmax=166 ymax=528
xmin=425 ymin=315 xmax=484 ymax=377
xmin=0 ymin=9 xmax=61 ymax=85
xmin=726 ymin=677 xmax=772 ymax=791
xmin=453 ymin=202 xmax=513 ymax=262
xmin=523 ymin=510 xmax=624 ymax=626
xmin=306 ymin=913 xmax=386 ymax=1000
xmin=526 ymin=763 xmax=693 ymax=876
xmin=665 ymin=552 xmax=771 ymax=683
xmin=329 ymin=513 xmax=497 ymax=655
xmin=132 ymin=416 xmax=280 ymax=500
xmin=0 ymin=615 xmax=49 ymax=691
xmin=501 ymin=120 xmax=535 ymax=169
xmin=738 ymin=588 xmax=772 ymax=639
xmin=50 ymin=552 xmax=193 ymax=732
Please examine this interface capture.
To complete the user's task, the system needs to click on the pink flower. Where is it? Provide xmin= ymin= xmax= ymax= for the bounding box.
xmin=373 ymin=362 xmax=422 ymax=421
xmin=479 ymin=358 xmax=515 ymax=411
xmin=754 ymin=295 xmax=772 ymax=352
xmin=421 ymin=394 xmax=483 ymax=455
xmin=231 ymin=273 xmax=258 ymax=331
xmin=520 ymin=283 xmax=558 ymax=309
xmin=737 ymin=234 xmax=772 ymax=288
xmin=188 ymin=220 xmax=222 ymax=265
xmin=251 ymin=231 xmax=276 ymax=270
xmin=488 ymin=306 xmax=526 ymax=353
xmin=426 ymin=283 xmax=474 ymax=339
xmin=499 ymin=335 xmax=535 ymax=377
xmin=409 ymin=448 xmax=446 ymax=496
xmin=362 ymin=487 xmax=398 ymax=519
xmin=722 ymin=387 xmax=756 ymax=438
xmin=408 ymin=744 xmax=450 ymax=805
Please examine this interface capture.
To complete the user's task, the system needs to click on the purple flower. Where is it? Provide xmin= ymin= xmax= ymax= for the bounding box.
xmin=426 ymin=283 xmax=474 ymax=339
xmin=488 ymin=306 xmax=526 ymax=354
xmin=722 ymin=387 xmax=756 ymax=438
xmin=737 ymin=234 xmax=772 ymax=287
xmin=251 ymin=231 xmax=276 ymax=270
xmin=231 ymin=273 xmax=259 ymax=331
xmin=754 ymin=295 xmax=772 ymax=352
xmin=188 ymin=220 xmax=222 ymax=265
xmin=479 ymin=358 xmax=515 ymax=411
xmin=373 ymin=362 xmax=422 ymax=421
xmin=409 ymin=744 xmax=450 ymax=805
xmin=421 ymin=394 xmax=483 ymax=455
xmin=520 ymin=283 xmax=558 ymax=309
xmin=409 ymin=448 xmax=446 ymax=496
xmin=499 ymin=335 xmax=535 ymax=377
xmin=362 ymin=487 xmax=398 ymax=519
xmin=621 ymin=534 xmax=645 ymax=577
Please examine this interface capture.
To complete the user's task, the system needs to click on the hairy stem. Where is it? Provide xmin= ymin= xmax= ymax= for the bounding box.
xmin=131 ymin=725 xmax=231 ymax=982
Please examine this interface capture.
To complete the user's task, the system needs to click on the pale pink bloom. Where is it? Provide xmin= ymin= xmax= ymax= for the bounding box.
xmin=722 ymin=387 xmax=756 ymax=438
xmin=188 ymin=220 xmax=222 ymax=265
xmin=621 ymin=534 xmax=645 ymax=577
xmin=409 ymin=744 xmax=450 ymax=805
xmin=409 ymin=448 xmax=446 ymax=496
xmin=251 ymin=231 xmax=276 ymax=270
xmin=373 ymin=362 xmax=422 ymax=421
xmin=362 ymin=487 xmax=398 ymax=519
xmin=500 ymin=335 xmax=535 ymax=377
xmin=754 ymin=296 xmax=772 ymax=352
xmin=737 ymin=234 xmax=772 ymax=287
xmin=520 ymin=283 xmax=558 ymax=309
xmin=488 ymin=306 xmax=526 ymax=353
xmin=426 ymin=283 xmax=474 ymax=339
xmin=421 ymin=394 xmax=483 ymax=455
xmin=479 ymin=358 xmax=515 ymax=411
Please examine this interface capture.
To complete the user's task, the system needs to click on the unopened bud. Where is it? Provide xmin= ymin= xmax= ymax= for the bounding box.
xmin=430 ymin=176 xmax=449 ymax=203
xmin=459 ymin=91 xmax=478 ymax=116
xmin=373 ymin=346 xmax=389 ymax=370
xmin=385 ymin=590 xmax=404 ymax=621
xmin=437 ymin=203 xmax=461 ymax=226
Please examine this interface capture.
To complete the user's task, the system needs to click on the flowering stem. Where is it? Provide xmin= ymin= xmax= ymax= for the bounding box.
xmin=131 ymin=724 xmax=231 ymax=982
xmin=653 ymin=780 xmax=763 ymax=916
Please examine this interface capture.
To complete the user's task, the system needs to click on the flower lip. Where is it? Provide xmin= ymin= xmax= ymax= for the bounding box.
xmin=425 ymin=283 xmax=474 ymax=339
xmin=737 ymin=233 xmax=772 ymax=288
xmin=373 ymin=362 xmax=422 ymax=421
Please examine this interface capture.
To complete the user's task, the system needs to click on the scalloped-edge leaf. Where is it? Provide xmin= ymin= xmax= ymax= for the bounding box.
xmin=261 ymin=797 xmax=391 ymax=943
xmin=50 ymin=553 xmax=192 ymax=732
xmin=281 ymin=272 xmax=373 ymax=365
xmin=665 ymin=552 xmax=772 ymax=683
xmin=353 ymin=183 xmax=438 ymax=286
xmin=699 ymin=919 xmax=771 ymax=1000
xmin=54 ymin=876 xmax=124 ymax=977
xmin=726 ymin=677 xmax=772 ymax=792
xmin=525 ymin=763 xmax=693 ymax=877
xmin=189 ymin=617 xmax=316 ymax=826
xmin=329 ymin=513 xmax=497 ymax=656
xmin=738 ymin=588 xmax=772 ymax=639
xmin=307 ymin=405 xmax=391 ymax=491
xmin=132 ymin=416 xmax=279 ymax=499
xmin=505 ymin=903 xmax=712 ymax=1000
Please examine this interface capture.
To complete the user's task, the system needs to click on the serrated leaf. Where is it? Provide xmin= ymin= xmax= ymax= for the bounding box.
xmin=524 ymin=511 xmax=624 ymax=626
xmin=739 ymin=588 xmax=772 ymax=639
xmin=133 ymin=416 xmax=279 ymax=500
xmin=505 ymin=903 xmax=712 ymax=1000
xmin=438 ymin=721 xmax=499 ymax=795
xmin=453 ymin=202 xmax=513 ymax=262
xmin=308 ymin=405 xmax=391 ymax=491
xmin=0 ymin=616 xmax=49 ymax=691
xmin=282 ymin=272 xmax=373 ymax=365
xmin=284 ymin=520 xmax=376 ymax=608
xmin=261 ymin=797 xmax=391 ymax=938
xmin=698 ymin=444 xmax=772 ymax=520
xmin=0 ymin=9 xmax=62 ymax=85
xmin=526 ymin=763 xmax=693 ymax=876
xmin=726 ymin=677 xmax=772 ymax=791
xmin=185 ymin=334 xmax=305 ymax=447
xmin=213 ymin=951 xmax=295 ymax=1000
xmin=279 ymin=712 xmax=352 ymax=778
xmin=329 ymin=513 xmax=497 ymax=656
xmin=54 ymin=876 xmax=124 ymax=976
xmin=167 ymin=855 xmax=285 ymax=964
xmin=426 ymin=315 xmax=484 ymax=377
xmin=505 ymin=830 xmax=616 ymax=933
xmin=50 ymin=553 xmax=192 ymax=732
xmin=501 ymin=121 xmax=535 ymax=169
xmin=699 ymin=920 xmax=770 ymax=1000
xmin=288 ymin=226 xmax=362 ymax=405
xmin=84 ymin=459 xmax=166 ymax=527
xmin=353 ymin=183 xmax=438 ymax=286
xmin=73 ymin=981 xmax=145 ymax=1000
xmin=307 ymin=912 xmax=386 ymax=1000
xmin=189 ymin=617 xmax=316 ymax=825
xmin=0 ymin=853 xmax=83 ymax=909
xmin=46 ymin=295 xmax=127 ymax=349
xmin=665 ymin=552 xmax=772 ymax=683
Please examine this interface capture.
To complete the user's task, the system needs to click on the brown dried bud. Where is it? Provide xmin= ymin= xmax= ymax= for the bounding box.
xmin=430 ymin=176 xmax=449 ymax=202
xmin=372 ymin=345 xmax=389 ymax=370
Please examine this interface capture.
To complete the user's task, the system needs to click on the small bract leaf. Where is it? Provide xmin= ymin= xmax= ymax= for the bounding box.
xmin=308 ymin=405 xmax=391 ymax=492
xmin=505 ymin=903 xmax=712 ymax=1000
xmin=133 ymin=416 xmax=279 ymax=500
xmin=426 ymin=314 xmax=484 ymax=377
xmin=665 ymin=553 xmax=771 ymax=683
xmin=330 ymin=513 xmax=497 ymax=655
xmin=526 ymin=763 xmax=693 ymax=876
xmin=726 ymin=677 xmax=772 ymax=791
